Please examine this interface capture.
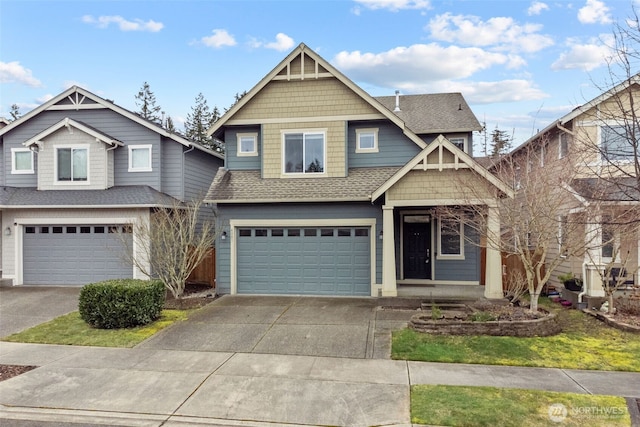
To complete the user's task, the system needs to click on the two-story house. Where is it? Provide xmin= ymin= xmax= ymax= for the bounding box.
xmin=205 ymin=43 xmax=512 ymax=298
xmin=0 ymin=86 xmax=223 ymax=286
xmin=507 ymin=74 xmax=639 ymax=303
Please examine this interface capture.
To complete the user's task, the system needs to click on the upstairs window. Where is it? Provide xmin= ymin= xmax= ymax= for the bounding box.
xmin=601 ymin=125 xmax=639 ymax=161
xmin=356 ymin=128 xmax=378 ymax=153
xmin=449 ymin=137 xmax=466 ymax=152
xmin=11 ymin=148 xmax=34 ymax=174
xmin=128 ymin=145 xmax=152 ymax=172
xmin=57 ymin=147 xmax=87 ymax=182
xmin=283 ymin=131 xmax=325 ymax=174
xmin=559 ymin=133 xmax=569 ymax=158
xmin=237 ymin=133 xmax=258 ymax=156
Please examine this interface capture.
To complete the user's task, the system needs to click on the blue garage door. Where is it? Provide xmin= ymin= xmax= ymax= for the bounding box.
xmin=237 ymin=226 xmax=371 ymax=295
xmin=23 ymin=225 xmax=133 ymax=285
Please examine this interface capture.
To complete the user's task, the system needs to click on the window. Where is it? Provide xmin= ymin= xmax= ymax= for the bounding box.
xmin=128 ymin=145 xmax=152 ymax=172
xmin=271 ymin=229 xmax=284 ymax=237
xmin=283 ymin=131 xmax=325 ymax=174
xmin=558 ymin=133 xmax=569 ymax=159
xmin=356 ymin=128 xmax=378 ymax=153
xmin=57 ymin=147 xmax=87 ymax=182
xmin=239 ymin=229 xmax=252 ymax=237
xmin=601 ymin=218 xmax=615 ymax=259
xmin=449 ymin=137 xmax=466 ymax=152
xmin=601 ymin=125 xmax=639 ymax=161
xmin=438 ymin=217 xmax=464 ymax=258
xmin=237 ymin=133 xmax=258 ymax=156
xmin=11 ymin=148 xmax=34 ymax=174
xmin=287 ymin=229 xmax=300 ymax=237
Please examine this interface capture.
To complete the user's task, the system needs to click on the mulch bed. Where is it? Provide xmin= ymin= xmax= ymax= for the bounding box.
xmin=164 ymin=282 xmax=217 ymax=309
xmin=0 ymin=365 xmax=37 ymax=382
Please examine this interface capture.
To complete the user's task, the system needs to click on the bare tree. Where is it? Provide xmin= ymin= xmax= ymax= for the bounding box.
xmin=444 ymin=141 xmax=601 ymax=313
xmin=122 ymin=199 xmax=218 ymax=299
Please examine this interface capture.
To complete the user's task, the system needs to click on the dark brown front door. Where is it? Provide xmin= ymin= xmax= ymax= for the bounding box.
xmin=403 ymin=221 xmax=431 ymax=279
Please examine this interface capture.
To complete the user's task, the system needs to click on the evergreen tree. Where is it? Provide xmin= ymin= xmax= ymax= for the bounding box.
xmin=224 ymin=91 xmax=247 ymax=113
xmin=9 ymin=104 xmax=21 ymax=121
xmin=185 ymin=92 xmax=216 ymax=149
xmin=165 ymin=115 xmax=176 ymax=133
xmin=490 ymin=126 xmax=513 ymax=157
xmin=135 ymin=82 xmax=162 ymax=123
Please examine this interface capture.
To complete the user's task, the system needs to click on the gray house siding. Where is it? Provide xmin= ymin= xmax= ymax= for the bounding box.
xmin=215 ymin=202 xmax=383 ymax=294
xmin=184 ymin=147 xmax=221 ymax=200
xmin=433 ymin=224 xmax=480 ymax=281
xmin=421 ymin=131 xmax=475 ymax=155
xmin=161 ymin=140 xmax=184 ymax=200
xmin=348 ymin=121 xmax=421 ymax=168
xmin=224 ymin=127 xmax=262 ymax=171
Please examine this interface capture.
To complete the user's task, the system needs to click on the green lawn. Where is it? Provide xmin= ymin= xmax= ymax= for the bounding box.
xmin=411 ymin=385 xmax=630 ymax=427
xmin=2 ymin=310 xmax=188 ymax=347
xmin=393 ymin=306 xmax=640 ymax=371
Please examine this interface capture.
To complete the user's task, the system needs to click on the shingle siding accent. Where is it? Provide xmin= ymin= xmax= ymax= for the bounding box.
xmin=387 ymin=169 xmax=494 ymax=202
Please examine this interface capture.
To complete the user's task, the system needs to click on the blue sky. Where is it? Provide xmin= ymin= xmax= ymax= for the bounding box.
xmin=1 ymin=0 xmax=638 ymax=153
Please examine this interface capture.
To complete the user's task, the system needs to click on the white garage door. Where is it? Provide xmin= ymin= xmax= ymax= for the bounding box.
xmin=236 ymin=226 xmax=371 ymax=295
xmin=23 ymin=224 xmax=133 ymax=285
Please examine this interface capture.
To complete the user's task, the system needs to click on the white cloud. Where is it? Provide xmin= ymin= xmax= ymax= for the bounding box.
xmin=431 ymin=79 xmax=549 ymax=104
xmin=201 ymin=29 xmax=237 ymax=48
xmin=527 ymin=1 xmax=549 ymax=15
xmin=353 ymin=0 xmax=431 ymax=11
xmin=82 ymin=15 xmax=163 ymax=32
xmin=551 ymin=36 xmax=613 ymax=70
xmin=0 ymin=61 xmax=42 ymax=87
xmin=577 ymin=0 xmax=612 ymax=24
xmin=333 ymin=44 xmax=512 ymax=88
xmin=427 ymin=13 xmax=554 ymax=53
xmin=264 ymin=33 xmax=296 ymax=51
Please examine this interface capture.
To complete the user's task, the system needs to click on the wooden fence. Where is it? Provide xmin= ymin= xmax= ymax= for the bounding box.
xmin=187 ymin=247 xmax=216 ymax=288
xmin=501 ymin=251 xmax=546 ymax=292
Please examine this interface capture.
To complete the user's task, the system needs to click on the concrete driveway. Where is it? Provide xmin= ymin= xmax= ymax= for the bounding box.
xmin=139 ymin=295 xmax=413 ymax=358
xmin=0 ymin=286 xmax=81 ymax=338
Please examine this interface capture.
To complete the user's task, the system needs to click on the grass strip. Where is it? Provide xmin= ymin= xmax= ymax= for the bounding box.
xmin=2 ymin=310 xmax=187 ymax=347
xmin=393 ymin=308 xmax=640 ymax=371
xmin=411 ymin=384 xmax=630 ymax=427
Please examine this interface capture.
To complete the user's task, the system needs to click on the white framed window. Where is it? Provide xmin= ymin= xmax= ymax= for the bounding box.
xmin=128 ymin=145 xmax=152 ymax=172
xmin=449 ymin=137 xmax=466 ymax=152
xmin=558 ymin=133 xmax=569 ymax=159
xmin=282 ymin=130 xmax=325 ymax=175
xmin=437 ymin=216 xmax=464 ymax=259
xmin=237 ymin=133 xmax=258 ymax=157
xmin=11 ymin=148 xmax=34 ymax=174
xmin=600 ymin=125 xmax=639 ymax=162
xmin=56 ymin=146 xmax=88 ymax=182
xmin=356 ymin=128 xmax=378 ymax=153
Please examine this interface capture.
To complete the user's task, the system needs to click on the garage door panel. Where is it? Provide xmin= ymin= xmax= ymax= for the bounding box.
xmin=23 ymin=224 xmax=133 ymax=285
xmin=237 ymin=226 xmax=371 ymax=295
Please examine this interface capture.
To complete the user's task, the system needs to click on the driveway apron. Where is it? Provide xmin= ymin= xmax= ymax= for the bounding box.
xmin=138 ymin=295 xmax=405 ymax=359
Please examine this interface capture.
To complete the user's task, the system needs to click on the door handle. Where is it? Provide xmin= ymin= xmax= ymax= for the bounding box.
xmin=426 ymin=249 xmax=430 ymax=262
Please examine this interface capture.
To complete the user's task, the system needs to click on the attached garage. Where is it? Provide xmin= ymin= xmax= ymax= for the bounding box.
xmin=236 ymin=226 xmax=371 ymax=295
xmin=23 ymin=224 xmax=133 ymax=285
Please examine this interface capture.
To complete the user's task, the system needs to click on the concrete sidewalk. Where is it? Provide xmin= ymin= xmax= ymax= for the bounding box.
xmin=1 ymin=342 xmax=639 ymax=426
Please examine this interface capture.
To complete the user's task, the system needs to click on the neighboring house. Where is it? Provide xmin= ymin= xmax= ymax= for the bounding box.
xmin=0 ymin=118 xmax=10 ymax=129
xmin=0 ymin=86 xmax=223 ymax=286
xmin=205 ymin=43 xmax=512 ymax=298
xmin=507 ymin=75 xmax=639 ymax=301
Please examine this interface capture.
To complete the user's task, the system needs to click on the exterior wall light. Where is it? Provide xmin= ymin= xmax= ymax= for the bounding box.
xmin=378 ymin=230 xmax=383 ymax=240
xmin=221 ymin=231 xmax=227 ymax=240
xmin=4 ymin=227 xmax=11 ymax=236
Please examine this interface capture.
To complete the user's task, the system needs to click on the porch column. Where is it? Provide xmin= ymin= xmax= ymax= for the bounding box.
xmin=382 ymin=205 xmax=397 ymax=297
xmin=484 ymin=205 xmax=503 ymax=299
xmin=585 ymin=213 xmax=605 ymax=297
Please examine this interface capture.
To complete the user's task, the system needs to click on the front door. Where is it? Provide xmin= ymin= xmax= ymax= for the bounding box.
xmin=403 ymin=219 xmax=431 ymax=279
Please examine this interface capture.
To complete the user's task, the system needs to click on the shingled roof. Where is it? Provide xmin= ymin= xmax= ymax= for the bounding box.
xmin=0 ymin=186 xmax=180 ymax=208
xmin=374 ymin=93 xmax=482 ymax=135
xmin=206 ymin=167 xmax=401 ymax=203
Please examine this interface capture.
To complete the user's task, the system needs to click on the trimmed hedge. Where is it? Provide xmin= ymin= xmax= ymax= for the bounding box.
xmin=79 ymin=279 xmax=165 ymax=329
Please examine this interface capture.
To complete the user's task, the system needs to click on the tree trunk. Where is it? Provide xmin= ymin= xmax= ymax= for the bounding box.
xmin=608 ymin=293 xmax=615 ymax=315
xmin=530 ymin=292 xmax=540 ymax=313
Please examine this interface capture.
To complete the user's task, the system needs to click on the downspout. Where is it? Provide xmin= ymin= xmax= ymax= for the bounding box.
xmin=556 ymin=122 xmax=574 ymax=135
xmin=579 ymin=261 xmax=588 ymax=305
xmin=106 ymin=144 xmax=118 ymax=189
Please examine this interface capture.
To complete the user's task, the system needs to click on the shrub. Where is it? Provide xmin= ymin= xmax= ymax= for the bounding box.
xmin=79 ymin=279 xmax=165 ymax=329
xmin=470 ymin=311 xmax=497 ymax=322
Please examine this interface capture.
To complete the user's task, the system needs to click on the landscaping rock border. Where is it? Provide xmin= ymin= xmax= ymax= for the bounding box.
xmin=582 ymin=309 xmax=640 ymax=334
xmin=409 ymin=310 xmax=561 ymax=337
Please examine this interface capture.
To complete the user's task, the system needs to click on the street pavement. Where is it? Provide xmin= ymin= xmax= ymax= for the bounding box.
xmin=0 ymin=289 xmax=639 ymax=426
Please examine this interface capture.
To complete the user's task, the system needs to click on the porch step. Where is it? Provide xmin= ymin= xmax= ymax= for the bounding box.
xmin=397 ymin=284 xmax=485 ymax=301
xmin=0 ymin=278 xmax=14 ymax=287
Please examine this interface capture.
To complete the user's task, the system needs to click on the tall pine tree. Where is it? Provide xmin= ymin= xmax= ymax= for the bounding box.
xmin=490 ymin=126 xmax=513 ymax=157
xmin=135 ymin=82 xmax=162 ymax=123
xmin=185 ymin=93 xmax=220 ymax=151
xmin=9 ymin=104 xmax=21 ymax=121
